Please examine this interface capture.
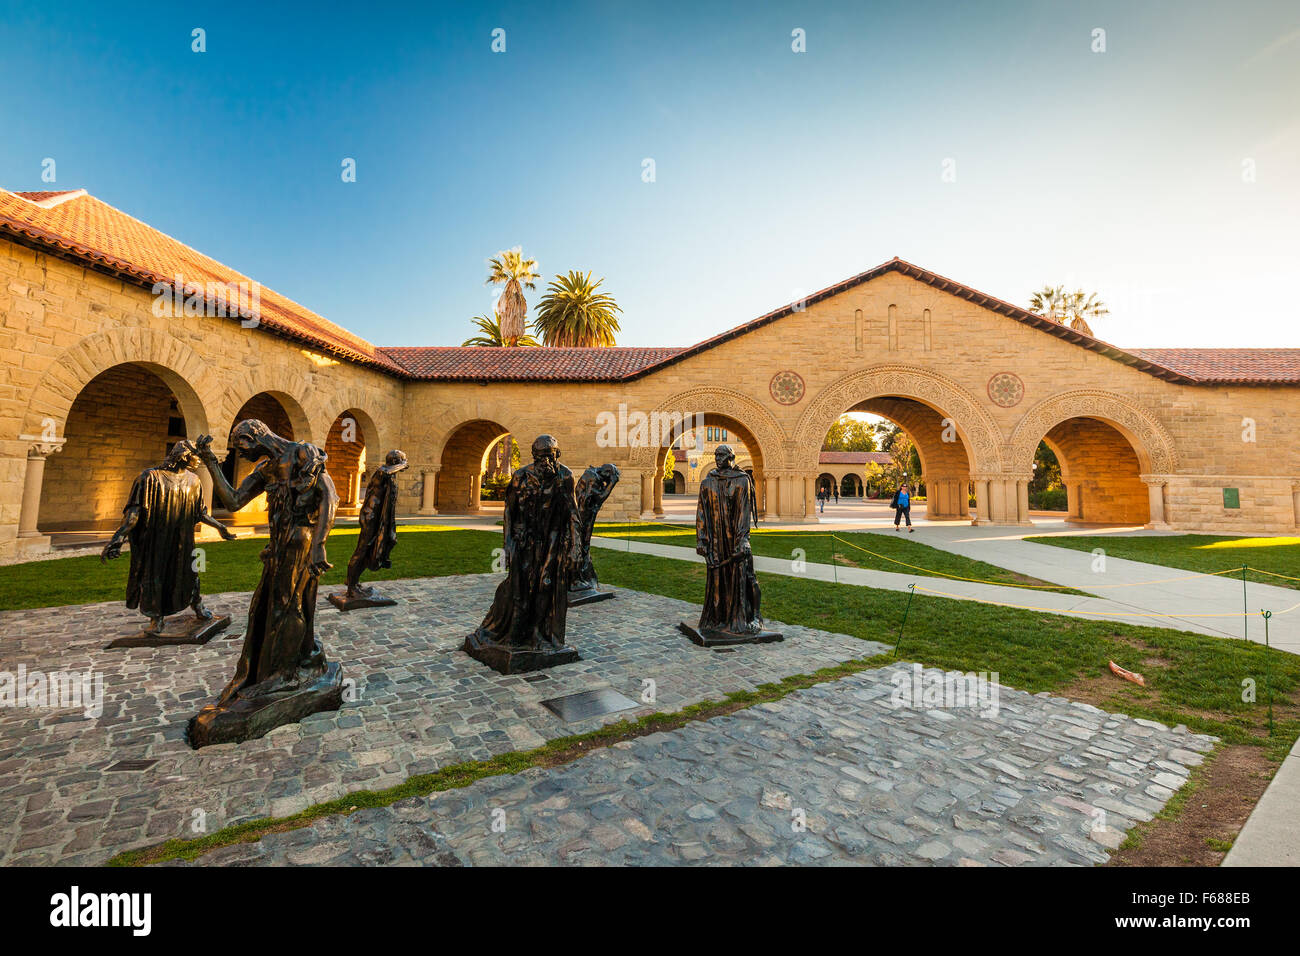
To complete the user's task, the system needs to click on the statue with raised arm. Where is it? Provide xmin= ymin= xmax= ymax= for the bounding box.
xmin=568 ymin=463 xmax=620 ymax=605
xmin=187 ymin=419 xmax=343 ymax=747
xmin=101 ymin=439 xmax=235 ymax=647
xmin=464 ymin=435 xmax=584 ymax=674
xmin=679 ymin=443 xmax=782 ymax=647
xmin=330 ymin=449 xmax=409 ymax=611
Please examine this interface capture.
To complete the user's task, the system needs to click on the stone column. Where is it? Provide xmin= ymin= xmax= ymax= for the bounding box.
xmin=640 ymin=470 xmax=654 ymax=519
xmin=764 ymin=475 xmax=777 ymax=518
xmin=973 ymin=477 xmax=992 ymax=525
xmin=18 ymin=436 xmax=65 ymax=539
xmin=653 ymin=472 xmax=664 ymax=516
xmin=1141 ymin=475 xmax=1170 ymax=530
xmin=468 ymin=472 xmax=482 ymax=512
xmin=1017 ymin=478 xmax=1031 ymax=525
xmin=420 ymin=467 xmax=439 ymax=515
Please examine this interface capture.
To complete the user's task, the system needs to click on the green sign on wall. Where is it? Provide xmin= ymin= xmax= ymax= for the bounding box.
xmin=1223 ymin=488 xmax=1240 ymax=509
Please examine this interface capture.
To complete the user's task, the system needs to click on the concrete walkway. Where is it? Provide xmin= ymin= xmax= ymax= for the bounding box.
xmin=1223 ymin=735 xmax=1300 ymax=867
xmin=590 ymin=530 xmax=1300 ymax=653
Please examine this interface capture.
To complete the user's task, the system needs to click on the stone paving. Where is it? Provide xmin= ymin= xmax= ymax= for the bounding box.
xmin=180 ymin=664 xmax=1215 ymax=867
xmin=0 ymin=574 xmax=876 ymax=865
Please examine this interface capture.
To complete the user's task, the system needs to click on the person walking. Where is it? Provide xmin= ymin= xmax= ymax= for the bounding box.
xmin=891 ymin=482 xmax=913 ymax=532
xmin=833 ymin=485 xmax=839 ymax=505
xmin=817 ymin=486 xmax=826 ymax=513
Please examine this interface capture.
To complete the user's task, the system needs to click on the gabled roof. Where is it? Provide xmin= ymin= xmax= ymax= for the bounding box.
xmin=379 ymin=345 xmax=682 ymax=381
xmin=2 ymin=188 xmax=1297 ymax=387
xmin=0 ymin=189 xmax=404 ymax=374
xmin=1126 ymin=349 xmax=1300 ymax=385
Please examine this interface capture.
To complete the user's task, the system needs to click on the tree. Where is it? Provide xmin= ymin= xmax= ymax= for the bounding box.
xmin=486 ymin=247 xmax=540 ymax=346
xmin=822 ymin=416 xmax=878 ymax=452
xmin=1030 ymin=285 xmax=1109 ymax=336
xmin=533 ymin=271 xmax=622 ymax=347
xmin=462 ymin=314 xmax=539 ymax=347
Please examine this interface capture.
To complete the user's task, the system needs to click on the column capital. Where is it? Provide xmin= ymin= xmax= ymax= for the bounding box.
xmin=1139 ymin=474 xmax=1173 ymax=486
xmin=420 ymin=464 xmax=442 ymax=475
xmin=20 ymin=435 xmax=65 ymax=459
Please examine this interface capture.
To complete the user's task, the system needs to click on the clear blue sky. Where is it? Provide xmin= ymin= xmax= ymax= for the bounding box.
xmin=2 ymin=0 xmax=1296 ymax=348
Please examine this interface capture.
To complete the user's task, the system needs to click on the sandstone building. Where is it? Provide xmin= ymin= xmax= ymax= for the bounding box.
xmin=2 ymin=187 xmax=1298 ymax=560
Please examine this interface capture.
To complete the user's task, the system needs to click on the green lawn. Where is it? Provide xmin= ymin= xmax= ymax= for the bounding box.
xmin=0 ymin=526 xmax=498 ymax=611
xmin=596 ymin=521 xmax=1086 ymax=593
xmin=1025 ymin=534 xmax=1300 ymax=591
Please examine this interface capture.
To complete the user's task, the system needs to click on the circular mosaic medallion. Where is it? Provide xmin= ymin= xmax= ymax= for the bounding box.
xmin=987 ymin=371 xmax=1025 ymax=408
xmin=769 ymin=370 xmax=806 ymax=405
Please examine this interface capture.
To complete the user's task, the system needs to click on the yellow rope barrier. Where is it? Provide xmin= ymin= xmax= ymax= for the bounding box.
xmin=597 ymin=525 xmax=1294 ymax=596
xmin=909 ymin=584 xmax=1300 ymax=618
xmin=828 ymin=533 xmax=1242 ymax=591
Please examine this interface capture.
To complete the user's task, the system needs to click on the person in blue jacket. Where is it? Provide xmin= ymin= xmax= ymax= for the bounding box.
xmin=890 ymin=482 xmax=914 ymax=532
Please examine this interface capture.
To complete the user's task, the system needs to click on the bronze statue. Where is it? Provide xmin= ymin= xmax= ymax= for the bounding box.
xmin=568 ymin=463 xmax=620 ymax=606
xmin=187 ymin=420 xmax=343 ymax=747
xmin=679 ymin=443 xmax=782 ymax=647
xmin=101 ymin=440 xmax=235 ymax=647
xmin=329 ymin=449 xmax=408 ymax=611
xmin=464 ymin=435 xmax=583 ymax=674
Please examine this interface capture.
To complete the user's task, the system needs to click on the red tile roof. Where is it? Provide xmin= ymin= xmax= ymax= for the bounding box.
xmin=3 ymin=188 xmax=1298 ymax=387
xmin=0 ymin=189 xmax=404 ymax=374
xmin=1126 ymin=349 xmax=1300 ymax=385
xmin=379 ymin=345 xmax=682 ymax=381
xmin=819 ymin=451 xmax=893 ymax=465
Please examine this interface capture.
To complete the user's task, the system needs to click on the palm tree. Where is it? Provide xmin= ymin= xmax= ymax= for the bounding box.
xmin=1029 ymin=285 xmax=1068 ymax=321
xmin=1063 ymin=290 xmax=1109 ymax=336
xmin=485 ymin=247 xmax=540 ymax=346
xmin=461 ymin=314 xmax=539 ymax=347
xmin=1030 ymin=285 xmax=1109 ymax=336
xmin=532 ymin=271 xmax=622 ymax=347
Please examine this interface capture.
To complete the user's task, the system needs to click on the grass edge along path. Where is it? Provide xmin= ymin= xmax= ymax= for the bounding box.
xmin=1025 ymin=533 xmax=1300 ymax=593
xmin=106 ymin=654 xmax=892 ymax=867
xmin=596 ymin=522 xmax=1092 ymax=596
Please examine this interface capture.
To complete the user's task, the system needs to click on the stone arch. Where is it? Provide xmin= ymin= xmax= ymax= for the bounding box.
xmin=1008 ymin=389 xmax=1178 ymax=475
xmin=215 ymin=368 xmax=318 ymax=447
xmin=627 ymin=386 xmax=788 ymax=472
xmin=308 ymin=385 xmax=390 ymax=455
xmin=20 ymin=328 xmax=217 ymax=440
xmin=428 ymin=398 xmax=529 ymax=464
xmin=792 ymin=365 xmax=1003 ymax=474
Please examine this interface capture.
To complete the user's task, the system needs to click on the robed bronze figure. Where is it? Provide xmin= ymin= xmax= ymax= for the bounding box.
xmin=680 ymin=444 xmax=782 ymax=647
xmin=464 ymin=435 xmax=583 ymax=674
xmin=568 ymin=463 xmax=620 ymax=606
xmin=101 ymin=440 xmax=235 ymax=646
xmin=329 ymin=449 xmax=408 ymax=611
xmin=188 ymin=420 xmax=343 ymax=747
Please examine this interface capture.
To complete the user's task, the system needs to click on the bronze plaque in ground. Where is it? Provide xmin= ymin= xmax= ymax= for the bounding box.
xmin=540 ymin=688 xmax=639 ymax=723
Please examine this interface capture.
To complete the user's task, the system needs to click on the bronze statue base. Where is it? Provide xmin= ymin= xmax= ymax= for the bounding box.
xmin=328 ymin=589 xmax=398 ymax=612
xmin=462 ymin=629 xmax=580 ymax=675
xmin=187 ymin=662 xmax=344 ymax=749
xmin=568 ymin=587 xmax=615 ymax=607
xmin=678 ymin=621 xmax=784 ymax=648
xmin=108 ymin=614 xmax=231 ymax=649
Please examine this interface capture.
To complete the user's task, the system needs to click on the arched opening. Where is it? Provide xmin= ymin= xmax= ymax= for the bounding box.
xmin=1035 ymin=417 xmax=1150 ymax=525
xmin=438 ymin=419 xmax=510 ymax=514
xmin=820 ymin=399 xmax=976 ymax=521
xmin=654 ymin=413 xmax=768 ymax=516
xmin=324 ymin=408 xmax=380 ymax=514
xmin=37 ymin=362 xmax=205 ymax=541
xmin=817 ymin=472 xmax=836 ymax=495
xmin=220 ymin=391 xmax=308 ymax=524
